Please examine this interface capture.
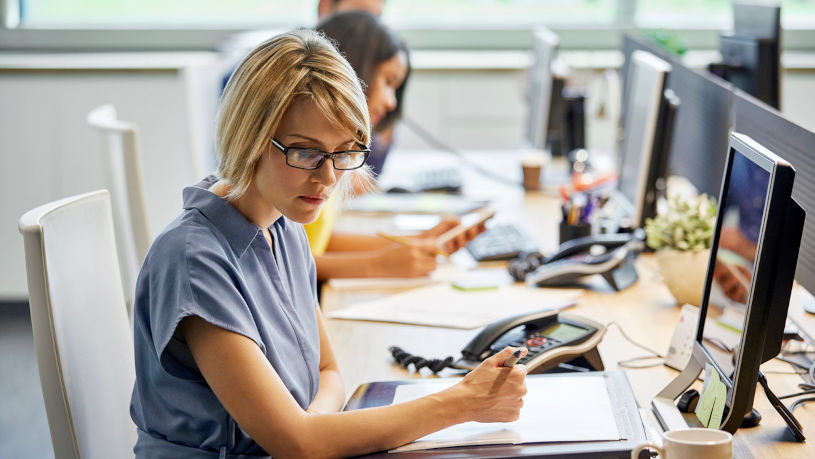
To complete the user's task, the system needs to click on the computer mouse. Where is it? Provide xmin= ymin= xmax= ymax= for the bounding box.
xmin=385 ymin=186 xmax=412 ymax=194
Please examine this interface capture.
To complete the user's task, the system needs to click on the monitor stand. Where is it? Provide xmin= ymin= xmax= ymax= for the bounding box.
xmin=756 ymin=371 xmax=806 ymax=441
xmin=651 ymin=343 xmax=806 ymax=441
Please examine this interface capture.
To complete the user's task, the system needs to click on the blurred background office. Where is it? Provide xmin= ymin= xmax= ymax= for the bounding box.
xmin=1 ymin=0 xmax=815 ymax=457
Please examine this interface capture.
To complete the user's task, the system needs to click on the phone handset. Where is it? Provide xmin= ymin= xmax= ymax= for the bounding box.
xmin=454 ymin=308 xmax=607 ymax=374
xmin=508 ymin=229 xmax=645 ymax=291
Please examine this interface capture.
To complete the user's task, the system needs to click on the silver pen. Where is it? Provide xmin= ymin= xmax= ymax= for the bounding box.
xmin=502 ymin=348 xmax=523 ymax=367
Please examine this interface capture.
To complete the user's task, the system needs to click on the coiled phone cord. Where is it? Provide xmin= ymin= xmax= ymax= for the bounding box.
xmin=389 ymin=346 xmax=457 ymax=374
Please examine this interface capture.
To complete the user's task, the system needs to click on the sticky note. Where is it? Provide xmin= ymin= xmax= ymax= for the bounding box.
xmin=708 ymin=374 xmax=728 ymax=430
xmin=696 ymin=364 xmax=727 ymax=428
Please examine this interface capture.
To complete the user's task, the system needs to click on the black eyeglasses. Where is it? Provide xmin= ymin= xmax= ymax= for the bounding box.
xmin=271 ymin=138 xmax=370 ymax=170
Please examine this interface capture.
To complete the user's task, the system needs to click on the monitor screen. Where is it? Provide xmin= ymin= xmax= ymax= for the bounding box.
xmin=525 ymin=27 xmax=559 ymax=150
xmin=617 ymin=50 xmax=671 ymax=227
xmin=700 ymin=149 xmax=770 ymax=377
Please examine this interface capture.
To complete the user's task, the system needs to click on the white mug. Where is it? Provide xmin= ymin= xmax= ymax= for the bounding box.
xmin=631 ymin=428 xmax=732 ymax=459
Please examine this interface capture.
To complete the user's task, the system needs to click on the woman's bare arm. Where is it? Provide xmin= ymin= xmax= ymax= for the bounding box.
xmin=305 ymin=308 xmax=345 ymax=414
xmin=180 ymin=316 xmax=526 ymax=459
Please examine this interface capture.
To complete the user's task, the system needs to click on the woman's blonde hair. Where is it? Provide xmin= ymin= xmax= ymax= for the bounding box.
xmin=216 ymin=28 xmax=371 ymax=200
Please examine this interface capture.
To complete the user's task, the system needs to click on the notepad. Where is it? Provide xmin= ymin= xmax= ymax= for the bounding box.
xmin=324 ymin=283 xmax=581 ymax=329
xmin=389 ymin=373 xmax=623 ymax=452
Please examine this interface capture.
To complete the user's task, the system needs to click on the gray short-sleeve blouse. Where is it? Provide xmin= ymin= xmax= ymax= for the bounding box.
xmin=130 ymin=177 xmax=321 ymax=458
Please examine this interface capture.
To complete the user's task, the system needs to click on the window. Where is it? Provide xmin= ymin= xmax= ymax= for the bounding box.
xmin=19 ymin=0 xmax=311 ymax=27
xmin=636 ymin=0 xmax=815 ymax=29
xmin=385 ymin=0 xmax=615 ymax=27
xmin=18 ymin=0 xmax=615 ymax=28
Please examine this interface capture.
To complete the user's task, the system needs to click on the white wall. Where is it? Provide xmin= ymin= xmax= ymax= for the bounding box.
xmin=0 ymin=55 xmax=228 ymax=299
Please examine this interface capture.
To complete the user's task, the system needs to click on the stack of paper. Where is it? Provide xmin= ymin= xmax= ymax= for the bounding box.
xmin=325 ymin=283 xmax=581 ymax=329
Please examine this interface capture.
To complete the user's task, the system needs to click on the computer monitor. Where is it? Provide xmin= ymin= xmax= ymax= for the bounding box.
xmin=733 ymin=89 xmax=815 ymax=322
xmin=652 ymin=132 xmax=803 ymax=434
xmin=665 ymin=62 xmax=734 ymax=199
xmin=709 ymin=2 xmax=781 ymax=108
xmin=620 ymin=33 xmax=675 ymax=125
xmin=525 ymin=27 xmax=559 ymax=151
xmin=615 ymin=50 xmax=672 ymax=228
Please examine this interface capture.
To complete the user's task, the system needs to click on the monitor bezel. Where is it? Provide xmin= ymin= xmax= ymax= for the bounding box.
xmin=694 ymin=132 xmax=794 ymax=428
xmin=525 ymin=27 xmax=559 ymax=150
xmin=616 ymin=50 xmax=672 ymax=227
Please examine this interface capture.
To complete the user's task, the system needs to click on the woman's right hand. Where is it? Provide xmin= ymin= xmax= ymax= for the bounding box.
xmin=447 ymin=347 xmax=528 ymax=423
xmin=374 ymin=242 xmax=438 ymax=277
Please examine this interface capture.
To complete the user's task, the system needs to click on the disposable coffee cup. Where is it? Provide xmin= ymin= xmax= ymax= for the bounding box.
xmin=521 ymin=154 xmax=545 ymax=191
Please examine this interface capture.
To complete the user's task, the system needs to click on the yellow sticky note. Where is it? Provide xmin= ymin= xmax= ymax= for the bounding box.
xmin=708 ymin=374 xmax=728 ymax=430
xmin=696 ymin=365 xmax=727 ymax=428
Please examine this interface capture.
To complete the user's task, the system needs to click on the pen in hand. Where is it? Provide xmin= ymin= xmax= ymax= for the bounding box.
xmin=376 ymin=231 xmax=449 ymax=257
xmin=502 ymin=348 xmax=524 ymax=367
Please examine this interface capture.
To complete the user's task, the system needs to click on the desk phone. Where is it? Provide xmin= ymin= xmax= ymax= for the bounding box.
xmin=508 ymin=229 xmax=645 ymax=291
xmin=455 ymin=309 xmax=607 ymax=374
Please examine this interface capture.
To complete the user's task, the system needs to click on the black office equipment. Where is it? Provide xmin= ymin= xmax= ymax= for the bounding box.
xmin=561 ymin=86 xmax=586 ymax=157
xmin=647 ymin=89 xmax=680 ymax=222
xmin=508 ymin=230 xmax=645 ymax=291
xmin=454 ymin=309 xmax=606 ymax=373
xmin=410 ymin=167 xmax=462 ymax=194
xmin=665 ymin=62 xmax=734 ymax=199
xmin=651 ymin=132 xmax=805 ymax=438
xmin=603 ymin=50 xmax=676 ymax=231
xmin=709 ymin=2 xmax=781 ymax=109
xmin=465 ymin=224 xmax=539 ymax=262
xmin=615 ymin=50 xmax=674 ymax=228
xmin=388 ymin=309 xmax=606 ymax=375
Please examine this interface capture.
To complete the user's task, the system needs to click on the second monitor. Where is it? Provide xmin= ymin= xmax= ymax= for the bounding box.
xmin=612 ymin=50 xmax=677 ymax=229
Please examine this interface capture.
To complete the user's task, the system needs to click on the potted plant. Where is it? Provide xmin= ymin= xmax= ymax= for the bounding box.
xmin=644 ymin=193 xmax=717 ymax=306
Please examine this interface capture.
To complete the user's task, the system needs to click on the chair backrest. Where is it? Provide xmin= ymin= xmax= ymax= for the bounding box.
xmin=86 ymin=104 xmax=151 ymax=314
xmin=19 ymin=190 xmax=137 ymax=459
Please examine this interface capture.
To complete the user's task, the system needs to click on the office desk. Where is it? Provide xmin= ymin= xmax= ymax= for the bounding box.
xmin=321 ymin=149 xmax=814 ymax=458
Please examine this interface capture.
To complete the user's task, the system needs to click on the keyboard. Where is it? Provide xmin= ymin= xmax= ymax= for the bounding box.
xmin=411 ymin=168 xmax=462 ymax=194
xmin=466 ymin=224 xmax=540 ymax=262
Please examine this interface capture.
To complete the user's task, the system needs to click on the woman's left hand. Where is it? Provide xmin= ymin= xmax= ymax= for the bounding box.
xmin=412 ymin=216 xmax=486 ymax=255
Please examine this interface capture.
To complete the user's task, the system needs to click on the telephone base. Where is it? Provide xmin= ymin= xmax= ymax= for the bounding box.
xmin=601 ymin=257 xmax=639 ymax=291
xmin=532 ymin=352 xmax=605 ymax=374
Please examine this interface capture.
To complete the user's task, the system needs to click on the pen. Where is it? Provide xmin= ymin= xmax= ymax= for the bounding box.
xmin=503 ymin=348 xmax=523 ymax=367
xmin=581 ymin=198 xmax=594 ymax=223
xmin=376 ymin=232 xmax=448 ymax=257
xmin=559 ymin=186 xmax=570 ymax=204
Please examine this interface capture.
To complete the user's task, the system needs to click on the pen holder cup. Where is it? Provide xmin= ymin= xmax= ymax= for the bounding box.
xmin=559 ymin=221 xmax=592 ymax=245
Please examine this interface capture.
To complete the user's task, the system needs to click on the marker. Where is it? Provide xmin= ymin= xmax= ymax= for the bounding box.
xmin=376 ymin=232 xmax=448 ymax=257
xmin=502 ymin=349 xmax=523 ymax=367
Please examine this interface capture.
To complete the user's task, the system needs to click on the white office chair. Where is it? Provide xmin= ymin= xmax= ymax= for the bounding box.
xmin=86 ymin=104 xmax=151 ymax=316
xmin=19 ymin=190 xmax=137 ymax=459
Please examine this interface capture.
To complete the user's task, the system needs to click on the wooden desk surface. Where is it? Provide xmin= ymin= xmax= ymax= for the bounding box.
xmin=321 ymin=150 xmax=815 ymax=458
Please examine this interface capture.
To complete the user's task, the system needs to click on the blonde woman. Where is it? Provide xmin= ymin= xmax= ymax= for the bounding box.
xmin=130 ymin=29 xmax=527 ymax=458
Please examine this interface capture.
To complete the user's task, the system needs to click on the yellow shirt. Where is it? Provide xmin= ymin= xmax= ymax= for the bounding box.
xmin=304 ymin=195 xmax=339 ymax=256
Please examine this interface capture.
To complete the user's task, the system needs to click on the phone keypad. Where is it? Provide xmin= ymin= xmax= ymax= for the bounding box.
xmin=511 ymin=330 xmax=568 ymax=364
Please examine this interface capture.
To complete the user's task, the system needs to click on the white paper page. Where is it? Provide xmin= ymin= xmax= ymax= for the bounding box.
xmin=390 ymin=374 xmax=622 ymax=452
xmin=326 ymin=263 xmax=467 ymax=291
xmin=325 ymin=284 xmax=581 ymax=329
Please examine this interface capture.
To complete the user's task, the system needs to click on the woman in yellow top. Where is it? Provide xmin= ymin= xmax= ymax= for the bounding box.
xmin=306 ymin=11 xmax=483 ymax=280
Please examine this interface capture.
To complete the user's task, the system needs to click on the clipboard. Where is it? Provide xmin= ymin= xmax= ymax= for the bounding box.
xmin=344 ymin=371 xmax=648 ymax=458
